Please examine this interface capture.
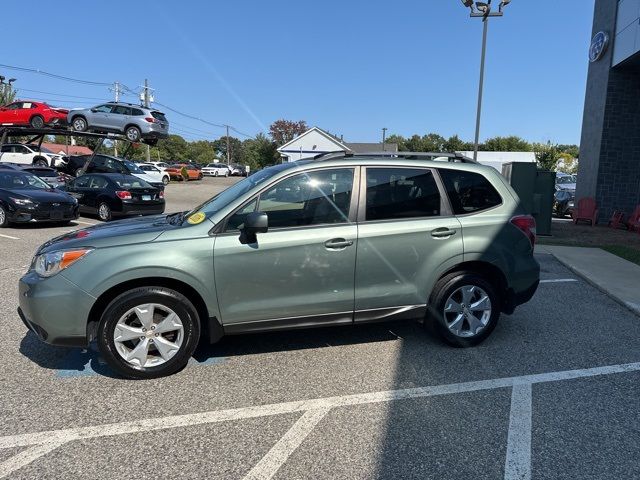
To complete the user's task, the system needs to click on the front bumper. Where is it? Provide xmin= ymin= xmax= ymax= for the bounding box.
xmin=18 ymin=271 xmax=96 ymax=347
xmin=8 ymin=203 xmax=79 ymax=223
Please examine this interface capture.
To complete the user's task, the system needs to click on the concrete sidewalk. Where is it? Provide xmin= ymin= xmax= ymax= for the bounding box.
xmin=538 ymin=245 xmax=640 ymax=315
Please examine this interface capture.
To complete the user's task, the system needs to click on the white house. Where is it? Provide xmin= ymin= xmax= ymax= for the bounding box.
xmin=277 ymin=127 xmax=397 ymax=162
xmin=458 ymin=151 xmax=536 ymax=172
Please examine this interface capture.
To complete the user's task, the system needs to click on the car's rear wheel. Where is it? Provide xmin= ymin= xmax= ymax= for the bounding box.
xmin=427 ymin=272 xmax=500 ymax=347
xmin=71 ymin=116 xmax=88 ymax=132
xmin=162 ymin=176 xmax=169 ymax=185
xmin=33 ymin=157 xmax=49 ymax=167
xmin=29 ymin=115 xmax=45 ymax=129
xmin=97 ymin=287 xmax=200 ymax=379
xmin=0 ymin=205 xmax=8 ymax=227
xmin=125 ymin=126 xmax=141 ymax=142
xmin=97 ymin=202 xmax=112 ymax=222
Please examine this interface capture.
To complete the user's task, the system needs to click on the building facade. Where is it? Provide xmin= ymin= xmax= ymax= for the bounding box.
xmin=277 ymin=127 xmax=397 ymax=162
xmin=578 ymin=0 xmax=640 ymax=221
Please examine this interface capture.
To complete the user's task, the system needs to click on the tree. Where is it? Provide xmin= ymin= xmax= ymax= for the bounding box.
xmin=443 ymin=135 xmax=473 ymax=152
xmin=483 ymin=136 xmax=531 ymax=152
xmin=385 ymin=134 xmax=407 ymax=151
xmin=533 ymin=141 xmax=560 ymax=171
xmin=0 ymin=85 xmax=16 ymax=105
xmin=212 ymin=136 xmax=243 ymax=164
xmin=558 ymin=144 xmax=579 ymax=159
xmin=556 ymin=152 xmax=578 ymax=174
xmin=269 ymin=119 xmax=308 ymax=146
xmin=241 ymin=133 xmax=278 ymax=170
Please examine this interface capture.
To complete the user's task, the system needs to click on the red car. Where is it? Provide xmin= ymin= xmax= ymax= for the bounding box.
xmin=0 ymin=100 xmax=69 ymax=129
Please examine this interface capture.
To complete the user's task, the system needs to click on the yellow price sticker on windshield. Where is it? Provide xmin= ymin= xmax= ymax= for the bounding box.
xmin=187 ymin=212 xmax=206 ymax=225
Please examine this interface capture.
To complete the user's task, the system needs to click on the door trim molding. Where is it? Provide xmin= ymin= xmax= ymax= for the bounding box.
xmin=353 ymin=305 xmax=426 ymax=323
xmin=224 ymin=311 xmax=354 ymax=335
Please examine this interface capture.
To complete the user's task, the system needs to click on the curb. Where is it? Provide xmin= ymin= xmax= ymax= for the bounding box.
xmin=544 ymin=250 xmax=640 ymax=317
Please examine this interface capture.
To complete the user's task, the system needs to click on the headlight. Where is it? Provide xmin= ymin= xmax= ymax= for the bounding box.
xmin=9 ymin=197 xmax=34 ymax=206
xmin=34 ymin=249 xmax=92 ymax=278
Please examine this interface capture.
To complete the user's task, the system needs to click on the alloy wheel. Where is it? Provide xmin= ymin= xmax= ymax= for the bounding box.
xmin=98 ymin=203 xmax=111 ymax=221
xmin=443 ymin=285 xmax=492 ymax=338
xmin=113 ymin=303 xmax=184 ymax=368
xmin=0 ymin=207 xmax=6 ymax=226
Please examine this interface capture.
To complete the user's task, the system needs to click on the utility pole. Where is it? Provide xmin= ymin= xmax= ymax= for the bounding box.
xmin=142 ymin=79 xmax=151 ymax=162
xmin=225 ymin=125 xmax=230 ymax=164
xmin=382 ymin=127 xmax=388 ymax=151
xmin=113 ymin=81 xmax=120 ymax=156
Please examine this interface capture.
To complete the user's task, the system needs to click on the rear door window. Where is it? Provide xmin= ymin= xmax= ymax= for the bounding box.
xmin=365 ymin=168 xmax=441 ymax=221
xmin=438 ymin=169 xmax=502 ymax=214
xmin=151 ymin=111 xmax=167 ymax=122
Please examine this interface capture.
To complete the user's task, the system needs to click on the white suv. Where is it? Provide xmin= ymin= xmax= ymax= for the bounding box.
xmin=201 ymin=162 xmax=230 ymax=177
xmin=136 ymin=162 xmax=170 ymax=185
xmin=0 ymin=144 xmax=65 ymax=167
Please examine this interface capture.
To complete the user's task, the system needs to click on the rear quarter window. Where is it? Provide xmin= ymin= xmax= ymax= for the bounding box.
xmin=438 ymin=169 xmax=502 ymax=215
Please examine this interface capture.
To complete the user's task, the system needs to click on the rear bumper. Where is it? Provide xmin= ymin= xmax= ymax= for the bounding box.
xmin=502 ymin=256 xmax=540 ymax=314
xmin=116 ymin=200 xmax=165 ymax=216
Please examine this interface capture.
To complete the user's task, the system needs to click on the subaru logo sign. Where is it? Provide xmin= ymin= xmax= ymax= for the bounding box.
xmin=589 ymin=31 xmax=609 ymax=63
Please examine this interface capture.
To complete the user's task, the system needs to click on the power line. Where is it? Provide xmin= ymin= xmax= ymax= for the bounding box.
xmin=0 ymin=63 xmax=111 ymax=86
xmin=17 ymin=88 xmax=110 ymax=101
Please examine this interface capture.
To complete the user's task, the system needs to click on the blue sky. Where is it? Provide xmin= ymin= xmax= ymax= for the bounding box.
xmin=3 ymin=0 xmax=594 ymax=145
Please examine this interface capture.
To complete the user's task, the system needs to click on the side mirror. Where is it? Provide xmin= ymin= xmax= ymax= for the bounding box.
xmin=241 ymin=211 xmax=268 ymax=235
xmin=90 ymin=108 xmax=98 ymax=113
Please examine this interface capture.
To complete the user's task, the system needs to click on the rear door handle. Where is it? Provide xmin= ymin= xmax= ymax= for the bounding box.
xmin=431 ymin=228 xmax=457 ymax=239
xmin=324 ymin=238 xmax=354 ymax=249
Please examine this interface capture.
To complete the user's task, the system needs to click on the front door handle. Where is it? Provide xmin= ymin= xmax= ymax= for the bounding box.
xmin=324 ymin=238 xmax=354 ymax=249
xmin=431 ymin=228 xmax=457 ymax=239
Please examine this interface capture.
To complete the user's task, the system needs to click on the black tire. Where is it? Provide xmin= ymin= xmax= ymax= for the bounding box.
xmin=97 ymin=287 xmax=200 ymax=379
xmin=125 ymin=126 xmax=141 ymax=142
xmin=71 ymin=116 xmax=88 ymax=132
xmin=0 ymin=205 xmax=8 ymax=227
xmin=427 ymin=272 xmax=500 ymax=348
xmin=33 ymin=157 xmax=49 ymax=167
xmin=30 ymin=115 xmax=45 ymax=129
xmin=97 ymin=202 xmax=112 ymax=222
xmin=162 ymin=176 xmax=170 ymax=185
xmin=75 ymin=168 xmax=85 ymax=177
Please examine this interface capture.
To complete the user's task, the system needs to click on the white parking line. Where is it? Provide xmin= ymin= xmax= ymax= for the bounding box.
xmin=74 ymin=220 xmax=96 ymax=226
xmin=0 ymin=442 xmax=66 ymax=479
xmin=0 ymin=233 xmax=19 ymax=240
xmin=504 ymin=383 xmax=532 ymax=480
xmin=0 ymin=362 xmax=639 ymax=478
xmin=539 ymin=279 xmax=578 ymax=284
xmin=243 ymin=408 xmax=330 ymax=480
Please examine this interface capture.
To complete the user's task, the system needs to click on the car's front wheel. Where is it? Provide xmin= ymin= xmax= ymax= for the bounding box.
xmin=72 ymin=116 xmax=88 ymax=132
xmin=0 ymin=205 xmax=8 ymax=227
xmin=427 ymin=272 xmax=500 ymax=347
xmin=162 ymin=176 xmax=170 ymax=185
xmin=33 ymin=157 xmax=49 ymax=167
xmin=97 ymin=287 xmax=200 ymax=379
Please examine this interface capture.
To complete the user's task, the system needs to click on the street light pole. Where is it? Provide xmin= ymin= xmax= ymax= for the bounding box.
xmin=382 ymin=127 xmax=388 ymax=151
xmin=461 ymin=0 xmax=511 ymax=162
xmin=473 ymin=17 xmax=489 ymax=162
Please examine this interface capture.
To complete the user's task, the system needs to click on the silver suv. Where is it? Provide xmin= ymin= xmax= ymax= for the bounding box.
xmin=67 ymin=102 xmax=169 ymax=143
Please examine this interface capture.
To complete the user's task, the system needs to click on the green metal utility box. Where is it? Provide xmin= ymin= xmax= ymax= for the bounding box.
xmin=501 ymin=162 xmax=555 ymax=236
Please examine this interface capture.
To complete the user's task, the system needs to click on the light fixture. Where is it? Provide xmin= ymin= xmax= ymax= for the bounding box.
xmin=461 ymin=0 xmax=474 ymax=8
xmin=8 ymin=78 xmax=16 ymax=84
xmin=0 ymin=76 xmax=5 ymax=83
xmin=475 ymin=2 xmax=491 ymax=14
xmin=499 ymin=0 xmax=510 ymax=12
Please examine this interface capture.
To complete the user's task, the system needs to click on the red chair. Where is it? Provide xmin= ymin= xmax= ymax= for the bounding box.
xmin=627 ymin=206 xmax=640 ymax=232
xmin=572 ymin=197 xmax=598 ymax=226
xmin=608 ymin=211 xmax=625 ymax=230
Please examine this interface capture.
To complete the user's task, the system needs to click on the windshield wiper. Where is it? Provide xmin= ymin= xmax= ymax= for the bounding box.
xmin=166 ymin=211 xmax=187 ymax=225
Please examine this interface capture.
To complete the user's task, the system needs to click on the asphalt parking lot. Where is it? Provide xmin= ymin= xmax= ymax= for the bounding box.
xmin=1 ymin=176 xmax=639 ymax=479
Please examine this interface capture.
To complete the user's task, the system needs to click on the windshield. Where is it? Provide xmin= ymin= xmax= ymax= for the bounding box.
xmin=113 ymin=176 xmax=152 ymax=189
xmin=185 ymin=163 xmax=295 ymax=219
xmin=123 ymin=160 xmax=144 ymax=174
xmin=557 ymin=175 xmax=576 ymax=185
xmin=0 ymin=171 xmax=50 ymax=190
xmin=27 ymin=145 xmax=55 ymax=154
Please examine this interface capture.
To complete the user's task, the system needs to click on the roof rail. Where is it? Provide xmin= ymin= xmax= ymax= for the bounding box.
xmin=311 ymin=151 xmax=477 ymax=164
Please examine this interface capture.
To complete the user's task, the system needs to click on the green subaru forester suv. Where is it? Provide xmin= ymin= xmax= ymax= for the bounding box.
xmin=19 ymin=153 xmax=539 ymax=379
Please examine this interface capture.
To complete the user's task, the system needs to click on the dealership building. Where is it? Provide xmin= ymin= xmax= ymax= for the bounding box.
xmin=578 ymin=0 xmax=640 ymax=220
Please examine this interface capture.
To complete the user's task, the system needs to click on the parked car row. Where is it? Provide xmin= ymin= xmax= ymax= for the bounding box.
xmin=554 ymin=172 xmax=577 ymax=217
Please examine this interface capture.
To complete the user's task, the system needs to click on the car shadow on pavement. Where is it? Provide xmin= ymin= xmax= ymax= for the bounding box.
xmin=19 ymin=331 xmax=119 ymax=378
xmin=193 ymin=321 xmax=427 ymax=362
